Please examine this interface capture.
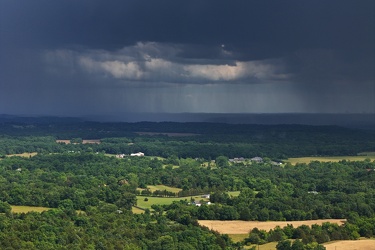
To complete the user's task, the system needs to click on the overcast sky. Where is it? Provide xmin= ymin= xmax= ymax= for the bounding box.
xmin=0 ymin=0 xmax=374 ymax=117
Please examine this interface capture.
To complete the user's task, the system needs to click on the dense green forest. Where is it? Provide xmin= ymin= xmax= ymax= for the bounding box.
xmin=1 ymin=119 xmax=374 ymax=158
xmin=0 ymin=118 xmax=374 ymax=249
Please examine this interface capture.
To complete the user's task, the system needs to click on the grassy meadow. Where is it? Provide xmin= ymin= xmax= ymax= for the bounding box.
xmin=136 ymin=196 xmax=190 ymax=210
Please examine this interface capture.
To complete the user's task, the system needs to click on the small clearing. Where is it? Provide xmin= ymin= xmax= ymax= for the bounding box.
xmin=198 ymin=219 xmax=346 ymax=234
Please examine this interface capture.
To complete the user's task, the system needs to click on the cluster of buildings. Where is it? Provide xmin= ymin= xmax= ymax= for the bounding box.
xmin=116 ymin=152 xmax=145 ymax=158
xmin=228 ymin=156 xmax=264 ymax=163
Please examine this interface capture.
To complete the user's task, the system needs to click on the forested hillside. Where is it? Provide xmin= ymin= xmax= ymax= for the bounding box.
xmin=0 ymin=118 xmax=374 ymax=249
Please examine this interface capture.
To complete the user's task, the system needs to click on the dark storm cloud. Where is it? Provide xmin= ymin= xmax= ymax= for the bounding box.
xmin=3 ymin=1 xmax=373 ymax=53
xmin=0 ymin=0 xmax=374 ymax=114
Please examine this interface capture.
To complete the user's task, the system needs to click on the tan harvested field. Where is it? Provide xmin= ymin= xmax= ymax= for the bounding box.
xmin=287 ymin=156 xmax=375 ymax=165
xmin=198 ymin=219 xmax=346 ymax=234
xmin=135 ymin=132 xmax=199 ymax=137
xmin=324 ymin=239 xmax=375 ymax=250
xmin=56 ymin=139 xmax=101 ymax=144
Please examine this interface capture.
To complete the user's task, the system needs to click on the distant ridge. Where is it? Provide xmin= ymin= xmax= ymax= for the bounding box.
xmin=83 ymin=113 xmax=375 ymax=129
xmin=1 ymin=113 xmax=374 ymax=129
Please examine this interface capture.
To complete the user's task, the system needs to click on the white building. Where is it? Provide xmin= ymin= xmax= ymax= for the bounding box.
xmin=130 ymin=152 xmax=144 ymax=157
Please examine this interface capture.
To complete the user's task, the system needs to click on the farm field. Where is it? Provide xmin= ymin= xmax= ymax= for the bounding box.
xmin=136 ymin=196 xmax=189 ymax=210
xmin=11 ymin=205 xmax=51 ymax=213
xmin=198 ymin=219 xmax=347 ymax=234
xmin=136 ymin=195 xmax=207 ymax=210
xmin=6 ymin=152 xmax=38 ymax=158
xmin=146 ymin=185 xmax=182 ymax=194
xmin=286 ymin=156 xmax=375 ymax=165
xmin=324 ymin=239 xmax=375 ymax=250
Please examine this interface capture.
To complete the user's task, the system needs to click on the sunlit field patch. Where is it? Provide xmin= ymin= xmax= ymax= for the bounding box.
xmin=6 ymin=152 xmax=38 ymax=158
xmin=11 ymin=205 xmax=51 ymax=213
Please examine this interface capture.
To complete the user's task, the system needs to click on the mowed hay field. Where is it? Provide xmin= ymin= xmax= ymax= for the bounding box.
xmin=198 ymin=219 xmax=346 ymax=234
xmin=324 ymin=239 xmax=375 ymax=250
xmin=286 ymin=156 xmax=375 ymax=165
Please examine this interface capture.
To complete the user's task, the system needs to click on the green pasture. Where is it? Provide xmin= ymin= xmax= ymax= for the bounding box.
xmin=136 ymin=196 xmax=189 ymax=210
xmin=146 ymin=185 xmax=182 ymax=193
xmin=286 ymin=155 xmax=375 ymax=165
xmin=11 ymin=205 xmax=51 ymax=213
xmin=136 ymin=194 xmax=210 ymax=210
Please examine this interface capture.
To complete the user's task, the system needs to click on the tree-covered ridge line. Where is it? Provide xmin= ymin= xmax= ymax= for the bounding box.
xmin=1 ymin=121 xmax=374 ymax=158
